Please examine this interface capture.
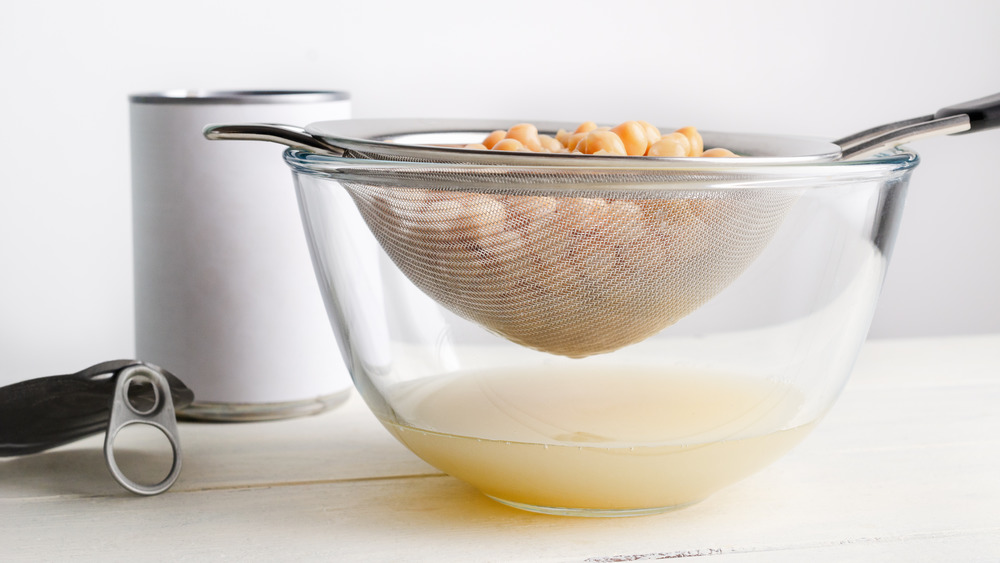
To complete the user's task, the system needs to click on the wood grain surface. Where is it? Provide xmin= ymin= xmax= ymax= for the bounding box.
xmin=2 ymin=336 xmax=997 ymax=562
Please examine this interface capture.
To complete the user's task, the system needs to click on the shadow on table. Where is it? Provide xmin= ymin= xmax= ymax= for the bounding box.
xmin=0 ymin=446 xmax=173 ymax=497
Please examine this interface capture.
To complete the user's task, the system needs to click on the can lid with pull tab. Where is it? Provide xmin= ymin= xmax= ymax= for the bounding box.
xmin=0 ymin=360 xmax=193 ymax=495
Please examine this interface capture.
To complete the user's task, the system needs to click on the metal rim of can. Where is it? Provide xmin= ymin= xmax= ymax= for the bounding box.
xmin=129 ymin=90 xmax=350 ymax=105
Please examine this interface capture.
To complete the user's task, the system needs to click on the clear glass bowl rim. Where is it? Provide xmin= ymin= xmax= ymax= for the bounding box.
xmin=284 ymin=147 xmax=919 ymax=194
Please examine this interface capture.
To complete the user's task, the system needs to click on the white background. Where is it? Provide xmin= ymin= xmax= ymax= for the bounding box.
xmin=1 ymin=0 xmax=997 ymax=385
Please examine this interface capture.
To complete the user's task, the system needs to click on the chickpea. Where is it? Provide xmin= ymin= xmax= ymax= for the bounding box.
xmin=574 ymin=121 xmax=598 ymax=134
xmin=558 ymin=197 xmax=609 ymax=234
xmin=482 ymin=130 xmax=506 ymax=150
xmin=464 ymin=143 xmax=487 ymax=150
xmin=502 ymin=195 xmax=560 ymax=232
xmin=646 ymin=132 xmax=691 ymax=157
xmin=611 ymin=121 xmax=651 ymax=156
xmin=538 ymin=134 xmax=564 ymax=152
xmin=477 ymin=229 xmax=531 ymax=280
xmin=555 ymin=128 xmax=571 ymax=147
xmin=638 ymin=121 xmax=662 ymax=145
xmin=565 ymin=131 xmax=589 ymax=152
xmin=421 ymin=194 xmax=504 ymax=241
xmin=575 ymin=130 xmax=628 ymax=156
xmin=701 ymin=147 xmax=739 ymax=157
xmin=492 ymin=138 xmax=527 ymax=151
xmin=674 ymin=126 xmax=704 ymax=157
xmin=505 ymin=123 xmax=544 ymax=152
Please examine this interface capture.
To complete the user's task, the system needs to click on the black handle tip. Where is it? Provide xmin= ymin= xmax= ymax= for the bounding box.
xmin=934 ymin=93 xmax=1000 ymax=134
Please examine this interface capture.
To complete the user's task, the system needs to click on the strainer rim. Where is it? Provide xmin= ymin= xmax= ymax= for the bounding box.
xmin=283 ymin=147 xmax=919 ymax=189
xmin=305 ymin=118 xmax=847 ymax=166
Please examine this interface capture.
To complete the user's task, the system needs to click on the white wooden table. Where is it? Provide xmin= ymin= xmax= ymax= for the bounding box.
xmin=2 ymin=335 xmax=998 ymax=562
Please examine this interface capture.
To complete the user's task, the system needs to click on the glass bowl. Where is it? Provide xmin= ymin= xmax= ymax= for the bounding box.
xmin=285 ymin=147 xmax=918 ymax=516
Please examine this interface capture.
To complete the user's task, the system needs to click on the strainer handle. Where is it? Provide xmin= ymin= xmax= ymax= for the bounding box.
xmin=836 ymin=92 xmax=1000 ymax=159
xmin=203 ymin=123 xmax=345 ymax=156
xmin=934 ymin=92 xmax=1000 ymax=134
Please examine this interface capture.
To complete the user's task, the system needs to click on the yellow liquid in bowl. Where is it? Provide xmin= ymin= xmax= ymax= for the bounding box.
xmin=381 ymin=366 xmax=814 ymax=515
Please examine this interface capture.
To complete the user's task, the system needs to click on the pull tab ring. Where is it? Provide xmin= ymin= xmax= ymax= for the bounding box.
xmin=103 ymin=365 xmax=183 ymax=495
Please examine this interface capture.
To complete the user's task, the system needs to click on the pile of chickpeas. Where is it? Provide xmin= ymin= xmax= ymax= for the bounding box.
xmin=358 ymin=121 xmax=770 ymax=358
xmin=465 ymin=121 xmax=738 ymax=158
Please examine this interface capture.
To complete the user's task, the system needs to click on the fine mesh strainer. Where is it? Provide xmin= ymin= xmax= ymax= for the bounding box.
xmin=204 ymin=94 xmax=998 ymax=357
xmin=347 ymin=175 xmax=794 ymax=357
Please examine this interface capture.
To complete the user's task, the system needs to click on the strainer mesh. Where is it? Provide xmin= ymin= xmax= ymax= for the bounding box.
xmin=344 ymin=179 xmax=793 ymax=357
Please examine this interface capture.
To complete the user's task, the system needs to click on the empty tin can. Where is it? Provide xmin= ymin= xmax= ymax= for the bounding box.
xmin=130 ymin=90 xmax=352 ymax=421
